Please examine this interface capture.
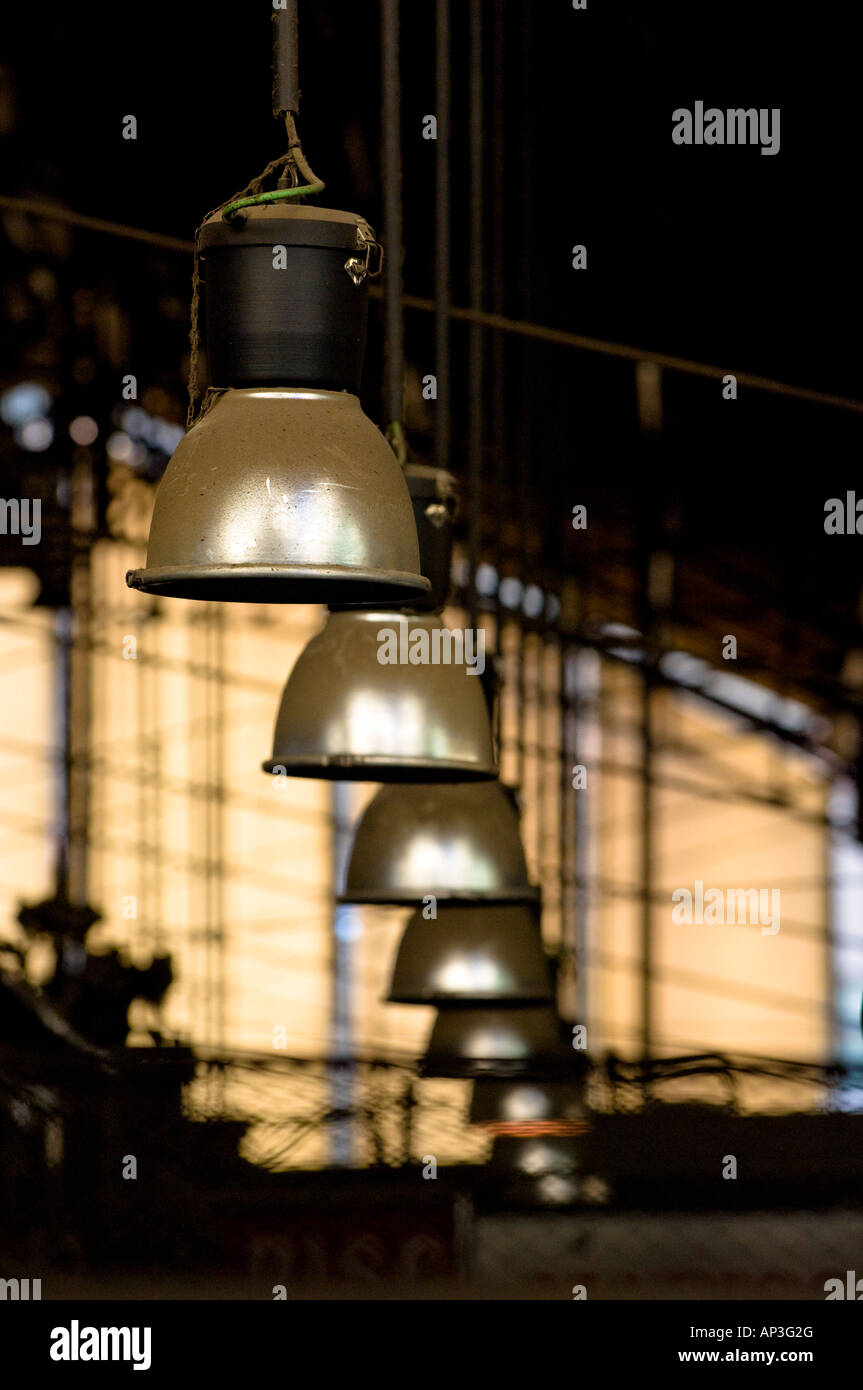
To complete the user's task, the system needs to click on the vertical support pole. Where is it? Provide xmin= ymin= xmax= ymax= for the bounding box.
xmin=66 ymin=459 xmax=95 ymax=913
xmin=434 ymin=0 xmax=451 ymax=478
xmin=381 ymin=0 xmax=405 ymax=438
xmin=826 ymin=772 xmax=863 ymax=1066
xmin=514 ymin=0 xmax=533 ymax=794
xmin=330 ymin=782 xmax=359 ymax=1165
xmin=467 ymin=0 xmax=484 ymax=633
xmin=825 ymin=771 xmax=840 ymax=1062
xmin=52 ymin=604 xmax=74 ymax=919
xmin=489 ymin=0 xmax=506 ymax=763
xmin=213 ymin=607 xmax=227 ymax=1070
xmin=402 ymin=1075 xmax=415 ymax=1165
xmin=201 ymin=604 xmax=227 ymax=1107
xmin=571 ymin=644 xmax=600 ymax=1029
xmin=638 ymin=659 xmax=654 ymax=1068
xmin=635 ymin=361 xmax=665 ymax=1075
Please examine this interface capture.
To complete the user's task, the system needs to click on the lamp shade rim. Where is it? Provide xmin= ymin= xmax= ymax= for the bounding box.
xmin=387 ymin=986 xmax=552 ymax=1005
xmin=126 ymin=564 xmax=431 ymax=604
xmin=338 ymin=886 xmax=542 ymax=907
xmin=387 ymin=902 xmax=552 ymax=1005
xmin=261 ymin=754 xmax=498 ymax=780
xmin=419 ymin=1056 xmax=573 ymax=1080
xmin=342 ymin=781 xmax=533 ymax=904
xmin=265 ymin=607 xmax=496 ymax=778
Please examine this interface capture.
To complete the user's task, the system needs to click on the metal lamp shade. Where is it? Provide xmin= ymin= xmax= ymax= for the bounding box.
xmin=484 ymin=1135 xmax=592 ymax=1208
xmin=489 ymin=1134 xmax=583 ymax=1178
xmin=404 ymin=463 xmax=458 ymax=612
xmin=469 ymin=1078 xmax=588 ymax=1130
xmin=126 ymin=389 xmax=429 ymax=605
xmin=341 ymin=781 xmax=539 ymax=905
xmin=387 ymin=904 xmax=552 ymax=1004
xmin=421 ymin=1005 xmax=573 ymax=1079
xmin=263 ymin=610 xmax=496 ymax=780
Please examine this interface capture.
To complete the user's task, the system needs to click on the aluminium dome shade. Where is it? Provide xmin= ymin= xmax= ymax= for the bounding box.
xmin=340 ymin=781 xmax=539 ymax=906
xmin=421 ymin=1005 xmax=575 ymax=1079
xmin=386 ymin=903 xmax=552 ymax=1004
xmin=487 ymin=1136 xmax=587 ymax=1205
xmin=125 ymin=389 xmax=429 ymax=605
xmin=340 ymin=464 xmax=459 ymax=614
xmin=263 ymin=610 xmax=496 ymax=781
xmin=490 ymin=1135 xmax=583 ymax=1178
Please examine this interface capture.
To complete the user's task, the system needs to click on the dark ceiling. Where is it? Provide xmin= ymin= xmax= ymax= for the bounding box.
xmin=1 ymin=0 xmax=862 ymax=727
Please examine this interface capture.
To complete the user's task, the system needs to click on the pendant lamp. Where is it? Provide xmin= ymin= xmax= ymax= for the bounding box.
xmin=485 ymin=1135 xmax=587 ymax=1206
xmin=472 ymin=1074 xmax=595 ymax=1208
xmin=263 ymin=467 xmax=496 ymax=779
xmin=340 ymin=781 xmax=540 ymax=905
xmin=469 ymin=1077 xmax=589 ymax=1132
xmin=127 ymin=207 xmax=427 ymax=605
xmin=420 ymin=1004 xmax=574 ymax=1079
xmin=386 ymin=904 xmax=552 ymax=1004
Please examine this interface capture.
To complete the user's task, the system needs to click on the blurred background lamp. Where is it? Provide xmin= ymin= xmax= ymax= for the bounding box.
xmin=489 ymin=1134 xmax=583 ymax=1178
xmin=68 ymin=415 xmax=98 ymax=446
xmin=0 ymin=380 xmax=51 ymax=426
xmin=420 ymin=1004 xmax=575 ymax=1079
xmin=485 ymin=1134 xmax=587 ymax=1207
xmin=386 ymin=903 xmax=552 ymax=1004
xmin=340 ymin=781 xmax=539 ymax=905
xmin=15 ymin=417 xmax=53 ymax=452
xmin=469 ymin=1078 xmax=590 ymax=1135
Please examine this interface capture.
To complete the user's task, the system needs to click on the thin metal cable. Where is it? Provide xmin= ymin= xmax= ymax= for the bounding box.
xmin=3 ymin=196 xmax=862 ymax=415
xmin=186 ymin=112 xmax=326 ymax=428
xmin=434 ymin=0 xmax=452 ymax=472
xmin=467 ymin=0 xmax=484 ymax=632
xmin=381 ymin=0 xmax=406 ymax=461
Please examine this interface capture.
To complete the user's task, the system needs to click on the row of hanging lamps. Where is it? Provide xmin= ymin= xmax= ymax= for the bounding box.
xmin=362 ymin=4 xmax=571 ymax=1149
xmin=126 ymin=6 xmax=428 ymax=606
xmin=352 ymin=3 xmax=599 ymax=1214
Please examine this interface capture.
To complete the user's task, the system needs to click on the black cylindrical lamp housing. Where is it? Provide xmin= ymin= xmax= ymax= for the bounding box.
xmin=405 ymin=464 xmax=458 ymax=612
xmin=199 ymin=205 xmax=372 ymax=393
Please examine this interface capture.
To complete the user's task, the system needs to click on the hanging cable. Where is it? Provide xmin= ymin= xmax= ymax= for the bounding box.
xmin=434 ymin=0 xmax=451 ymax=475
xmin=272 ymin=1 xmax=300 ymax=118
xmin=467 ymin=0 xmax=484 ymax=631
xmin=381 ymin=0 xmax=407 ymax=463
xmin=185 ymin=5 xmax=326 ymax=427
xmin=186 ymin=109 xmax=327 ymax=427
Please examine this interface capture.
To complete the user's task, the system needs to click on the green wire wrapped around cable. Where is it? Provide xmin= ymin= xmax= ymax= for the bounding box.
xmin=221 ymin=182 xmax=326 ymax=221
